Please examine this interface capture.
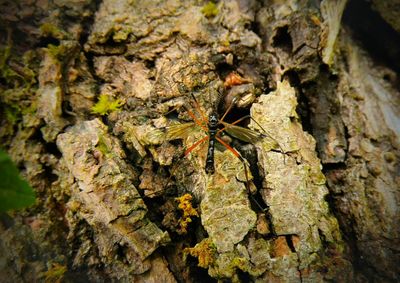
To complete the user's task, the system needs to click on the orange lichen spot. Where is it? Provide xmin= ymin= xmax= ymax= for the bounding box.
xmin=291 ymin=235 xmax=300 ymax=249
xmin=271 ymin=236 xmax=291 ymax=257
xmin=223 ymin=72 xmax=249 ymax=88
xmin=256 ymin=213 xmax=270 ymax=235
xmin=184 ymin=238 xmax=216 ymax=268
xmin=176 ymin=193 xmax=198 ymax=234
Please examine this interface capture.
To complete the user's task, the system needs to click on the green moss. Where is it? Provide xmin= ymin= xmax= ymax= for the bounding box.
xmin=4 ymin=104 xmax=21 ymax=124
xmin=0 ymin=46 xmax=11 ymax=68
xmin=47 ymin=44 xmax=69 ymax=61
xmin=201 ymin=1 xmax=218 ymax=18
xmin=21 ymin=101 xmax=37 ymax=115
xmin=91 ymin=94 xmax=124 ymax=116
xmin=40 ymin=23 xmax=66 ymax=40
xmin=96 ymin=135 xmax=112 ymax=157
xmin=0 ymin=35 xmax=37 ymax=139
xmin=229 ymin=257 xmax=249 ymax=272
xmin=0 ymin=47 xmax=24 ymax=85
xmin=42 ymin=263 xmax=67 ymax=283
xmin=1 ymin=44 xmax=37 ymax=89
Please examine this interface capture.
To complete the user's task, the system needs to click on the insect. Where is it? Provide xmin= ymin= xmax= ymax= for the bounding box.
xmin=162 ymin=89 xmax=281 ymax=191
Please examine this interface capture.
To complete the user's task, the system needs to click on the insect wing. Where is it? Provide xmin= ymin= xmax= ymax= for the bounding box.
xmin=165 ymin=122 xmax=199 ymax=140
xmin=222 ymin=122 xmax=264 ymax=143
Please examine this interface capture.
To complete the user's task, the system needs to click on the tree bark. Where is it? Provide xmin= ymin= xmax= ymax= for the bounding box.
xmin=0 ymin=0 xmax=399 ymax=282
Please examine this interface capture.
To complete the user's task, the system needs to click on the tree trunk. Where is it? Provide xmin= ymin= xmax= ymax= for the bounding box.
xmin=0 ymin=0 xmax=399 ymax=282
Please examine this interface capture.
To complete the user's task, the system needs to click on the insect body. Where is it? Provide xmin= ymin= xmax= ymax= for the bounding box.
xmin=205 ymin=111 xmax=218 ymax=174
xmin=152 ymin=89 xmax=285 ymax=216
xmin=163 ymin=93 xmax=271 ymax=179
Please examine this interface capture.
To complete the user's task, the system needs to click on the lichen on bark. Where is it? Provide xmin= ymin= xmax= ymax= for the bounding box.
xmin=1 ymin=0 xmax=399 ymax=282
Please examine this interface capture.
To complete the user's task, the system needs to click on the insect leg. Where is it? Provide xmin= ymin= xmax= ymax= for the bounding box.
xmin=189 ymin=93 xmax=208 ymax=123
xmin=184 ymin=108 xmax=208 ymax=132
xmin=184 ymin=135 xmax=209 ymax=156
xmin=215 ymin=135 xmax=241 ymax=158
xmin=215 ymin=136 xmax=271 ymax=214
xmin=216 ymin=114 xmax=250 ymax=135
xmin=219 ymin=96 xmax=238 ymax=122
xmin=224 ymin=114 xmax=286 ymax=162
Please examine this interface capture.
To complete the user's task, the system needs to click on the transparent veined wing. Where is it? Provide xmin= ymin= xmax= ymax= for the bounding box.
xmin=221 ymin=122 xmax=264 ymax=144
xmin=165 ymin=122 xmax=201 ymax=140
xmin=145 ymin=122 xmax=202 ymax=145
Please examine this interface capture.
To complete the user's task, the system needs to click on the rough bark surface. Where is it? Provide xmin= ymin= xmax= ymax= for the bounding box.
xmin=0 ymin=0 xmax=399 ymax=282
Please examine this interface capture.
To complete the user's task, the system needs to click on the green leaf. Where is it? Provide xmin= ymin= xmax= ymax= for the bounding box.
xmin=0 ymin=148 xmax=36 ymax=212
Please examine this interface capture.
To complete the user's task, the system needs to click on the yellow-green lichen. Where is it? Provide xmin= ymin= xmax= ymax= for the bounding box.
xmin=91 ymin=94 xmax=124 ymax=115
xmin=3 ymin=104 xmax=21 ymax=124
xmin=1 ymin=26 xmax=36 ymax=89
xmin=21 ymin=101 xmax=37 ymax=115
xmin=0 ymin=45 xmax=38 ymax=135
xmin=42 ymin=263 xmax=67 ymax=283
xmin=0 ymin=45 xmax=10 ymax=67
xmin=0 ymin=89 xmax=32 ymax=126
xmin=184 ymin=238 xmax=217 ymax=268
xmin=176 ymin=193 xmax=199 ymax=234
xmin=201 ymin=1 xmax=219 ymax=18
xmin=40 ymin=23 xmax=67 ymax=40
xmin=46 ymin=44 xmax=71 ymax=61
xmin=113 ymin=27 xmax=133 ymax=42
xmin=96 ymin=135 xmax=112 ymax=157
xmin=0 ymin=47 xmax=24 ymax=85
xmin=229 ymin=256 xmax=249 ymax=271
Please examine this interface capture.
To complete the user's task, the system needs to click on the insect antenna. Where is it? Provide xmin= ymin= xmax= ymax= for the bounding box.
xmin=241 ymin=114 xmax=286 ymax=163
